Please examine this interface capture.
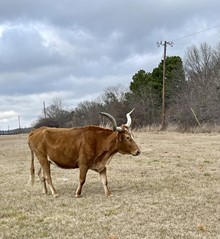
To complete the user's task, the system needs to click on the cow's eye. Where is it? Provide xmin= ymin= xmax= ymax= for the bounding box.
xmin=125 ymin=135 xmax=130 ymax=140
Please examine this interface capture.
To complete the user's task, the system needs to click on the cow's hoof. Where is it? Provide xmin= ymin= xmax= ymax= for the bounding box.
xmin=53 ymin=193 xmax=59 ymax=198
xmin=106 ymin=192 xmax=112 ymax=197
xmin=75 ymin=194 xmax=82 ymax=198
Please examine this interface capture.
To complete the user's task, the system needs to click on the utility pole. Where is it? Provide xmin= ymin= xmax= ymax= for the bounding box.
xmin=43 ymin=101 xmax=47 ymax=119
xmin=18 ymin=115 xmax=21 ymax=129
xmin=156 ymin=40 xmax=173 ymax=130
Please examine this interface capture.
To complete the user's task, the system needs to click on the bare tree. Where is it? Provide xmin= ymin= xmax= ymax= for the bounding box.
xmin=71 ymin=101 xmax=102 ymax=127
xmin=34 ymin=97 xmax=71 ymax=128
xmin=98 ymin=86 xmax=129 ymax=125
xmin=178 ymin=42 xmax=220 ymax=126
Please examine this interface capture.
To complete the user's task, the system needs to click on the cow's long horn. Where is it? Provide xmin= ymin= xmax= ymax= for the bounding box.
xmin=125 ymin=108 xmax=135 ymax=128
xmin=100 ymin=112 xmax=118 ymax=131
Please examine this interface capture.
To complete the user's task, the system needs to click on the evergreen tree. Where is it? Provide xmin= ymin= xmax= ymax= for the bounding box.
xmin=126 ymin=56 xmax=185 ymax=126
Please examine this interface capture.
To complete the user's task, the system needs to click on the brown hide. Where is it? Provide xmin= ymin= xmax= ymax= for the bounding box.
xmin=28 ymin=125 xmax=140 ymax=197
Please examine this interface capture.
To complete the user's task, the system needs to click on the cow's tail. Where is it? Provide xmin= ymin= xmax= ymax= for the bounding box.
xmin=30 ymin=147 xmax=35 ymax=186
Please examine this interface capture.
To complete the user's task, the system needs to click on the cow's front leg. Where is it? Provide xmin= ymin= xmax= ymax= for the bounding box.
xmin=100 ymin=167 xmax=111 ymax=197
xmin=75 ymin=165 xmax=88 ymax=198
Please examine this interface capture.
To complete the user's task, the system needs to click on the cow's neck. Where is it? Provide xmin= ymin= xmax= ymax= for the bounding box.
xmin=90 ymin=131 xmax=118 ymax=172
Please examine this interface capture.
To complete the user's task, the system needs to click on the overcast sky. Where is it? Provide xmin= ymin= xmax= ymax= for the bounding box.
xmin=0 ymin=0 xmax=220 ymax=130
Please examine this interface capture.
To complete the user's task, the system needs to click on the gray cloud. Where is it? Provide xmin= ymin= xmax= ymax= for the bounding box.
xmin=0 ymin=0 xmax=220 ymax=129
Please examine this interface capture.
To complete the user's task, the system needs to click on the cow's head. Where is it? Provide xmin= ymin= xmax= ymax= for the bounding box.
xmin=100 ymin=109 xmax=141 ymax=156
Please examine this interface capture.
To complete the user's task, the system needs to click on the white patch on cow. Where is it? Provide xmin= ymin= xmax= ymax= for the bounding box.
xmin=126 ymin=128 xmax=134 ymax=140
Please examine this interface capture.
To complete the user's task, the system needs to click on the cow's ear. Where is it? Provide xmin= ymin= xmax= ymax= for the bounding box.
xmin=117 ymin=132 xmax=123 ymax=141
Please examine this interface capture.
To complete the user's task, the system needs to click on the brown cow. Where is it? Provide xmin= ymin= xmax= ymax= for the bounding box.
xmin=28 ymin=109 xmax=140 ymax=197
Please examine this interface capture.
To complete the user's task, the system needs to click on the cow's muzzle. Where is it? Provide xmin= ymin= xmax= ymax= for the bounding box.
xmin=133 ymin=150 xmax=141 ymax=156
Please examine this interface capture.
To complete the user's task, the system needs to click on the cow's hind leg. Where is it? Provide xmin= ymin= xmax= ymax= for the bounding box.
xmin=75 ymin=165 xmax=88 ymax=198
xmin=100 ymin=167 xmax=111 ymax=197
xmin=37 ymin=155 xmax=58 ymax=198
xmin=37 ymin=168 xmax=48 ymax=195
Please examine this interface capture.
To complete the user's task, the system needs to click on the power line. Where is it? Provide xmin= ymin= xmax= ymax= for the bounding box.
xmin=172 ymin=24 xmax=220 ymax=42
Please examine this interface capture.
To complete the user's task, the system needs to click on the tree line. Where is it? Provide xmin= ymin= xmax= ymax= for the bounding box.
xmin=34 ymin=42 xmax=220 ymax=130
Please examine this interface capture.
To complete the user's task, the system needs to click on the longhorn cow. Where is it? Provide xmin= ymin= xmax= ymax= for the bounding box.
xmin=28 ymin=109 xmax=140 ymax=197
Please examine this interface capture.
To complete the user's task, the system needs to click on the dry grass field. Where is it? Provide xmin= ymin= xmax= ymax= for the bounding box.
xmin=0 ymin=131 xmax=220 ymax=239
